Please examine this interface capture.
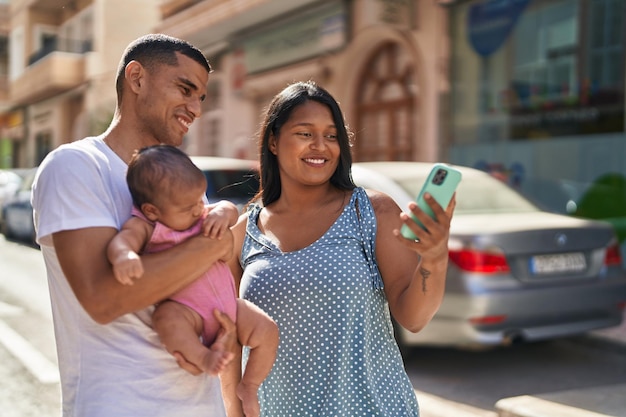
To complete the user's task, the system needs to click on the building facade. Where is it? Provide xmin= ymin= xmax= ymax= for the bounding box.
xmin=0 ymin=0 xmax=14 ymax=168
xmin=1 ymin=0 xmax=161 ymax=168
xmin=445 ymin=0 xmax=626 ymax=218
xmin=3 ymin=0 xmax=624 ymax=206
xmin=156 ymin=0 xmax=451 ymax=162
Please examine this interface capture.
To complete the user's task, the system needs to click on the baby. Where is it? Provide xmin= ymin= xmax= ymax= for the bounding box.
xmin=107 ymin=144 xmax=278 ymax=416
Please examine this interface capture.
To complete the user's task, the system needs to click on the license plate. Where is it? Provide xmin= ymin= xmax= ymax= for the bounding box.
xmin=530 ymin=252 xmax=587 ymax=275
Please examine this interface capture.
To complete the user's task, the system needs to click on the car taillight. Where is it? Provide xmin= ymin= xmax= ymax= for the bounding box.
xmin=469 ymin=315 xmax=507 ymax=325
xmin=604 ymin=242 xmax=622 ymax=267
xmin=448 ymin=248 xmax=511 ymax=273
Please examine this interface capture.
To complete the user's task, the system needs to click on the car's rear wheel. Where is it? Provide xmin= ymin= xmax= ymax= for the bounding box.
xmin=1 ymin=212 xmax=14 ymax=239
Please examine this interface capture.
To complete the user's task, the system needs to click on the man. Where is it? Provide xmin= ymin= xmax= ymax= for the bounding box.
xmin=32 ymin=34 xmax=236 ymax=417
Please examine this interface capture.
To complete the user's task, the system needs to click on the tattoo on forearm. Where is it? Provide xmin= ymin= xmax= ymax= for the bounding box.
xmin=420 ymin=267 xmax=431 ymax=294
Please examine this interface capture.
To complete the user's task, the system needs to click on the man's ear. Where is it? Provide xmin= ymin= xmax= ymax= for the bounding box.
xmin=125 ymin=60 xmax=145 ymax=94
xmin=141 ymin=203 xmax=160 ymax=222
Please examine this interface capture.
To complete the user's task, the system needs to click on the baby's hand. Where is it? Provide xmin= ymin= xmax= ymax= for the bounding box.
xmin=202 ymin=202 xmax=238 ymax=239
xmin=201 ymin=212 xmax=231 ymax=239
xmin=111 ymin=251 xmax=144 ymax=285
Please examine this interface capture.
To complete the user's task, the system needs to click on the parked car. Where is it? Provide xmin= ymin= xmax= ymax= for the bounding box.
xmin=1 ymin=156 xmax=259 ymax=246
xmin=190 ymin=156 xmax=260 ymax=211
xmin=1 ymin=168 xmax=37 ymax=245
xmin=351 ymin=161 xmax=626 ymax=350
xmin=0 ymin=170 xmax=24 ymax=226
xmin=514 ymin=175 xmax=626 ymax=272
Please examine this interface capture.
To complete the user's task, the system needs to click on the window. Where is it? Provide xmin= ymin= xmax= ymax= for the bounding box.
xmin=587 ymin=0 xmax=624 ymax=91
xmin=450 ymin=0 xmax=625 ymax=144
xmin=355 ymin=42 xmax=416 ymax=161
xmin=9 ymin=26 xmax=24 ymax=80
xmin=35 ymin=131 xmax=52 ymax=165
xmin=512 ymin=1 xmax=579 ymax=107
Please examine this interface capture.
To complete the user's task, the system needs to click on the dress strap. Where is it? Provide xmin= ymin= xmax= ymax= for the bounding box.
xmin=354 ymin=188 xmax=384 ymax=290
xmin=244 ymin=203 xmax=265 ymax=245
xmin=246 ymin=203 xmax=262 ymax=224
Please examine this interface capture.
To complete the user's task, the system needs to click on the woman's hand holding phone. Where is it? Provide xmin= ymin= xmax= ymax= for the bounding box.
xmin=400 ymin=163 xmax=462 ymax=241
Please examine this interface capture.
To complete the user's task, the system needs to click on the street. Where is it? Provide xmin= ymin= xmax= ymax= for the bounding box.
xmin=405 ymin=335 xmax=626 ymax=412
xmin=0 ymin=235 xmax=625 ymax=416
xmin=0 ymin=236 xmax=60 ymax=417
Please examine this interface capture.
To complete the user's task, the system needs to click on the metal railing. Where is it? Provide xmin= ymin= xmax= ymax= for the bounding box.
xmin=28 ymin=37 xmax=93 ymax=65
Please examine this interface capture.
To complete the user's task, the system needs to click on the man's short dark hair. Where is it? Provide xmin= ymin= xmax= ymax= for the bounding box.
xmin=115 ymin=33 xmax=212 ymax=101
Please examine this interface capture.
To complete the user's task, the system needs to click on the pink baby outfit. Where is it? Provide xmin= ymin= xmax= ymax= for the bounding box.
xmin=132 ymin=207 xmax=237 ymax=346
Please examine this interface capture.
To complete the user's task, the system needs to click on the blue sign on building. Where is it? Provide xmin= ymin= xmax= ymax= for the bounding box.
xmin=467 ymin=0 xmax=530 ymax=57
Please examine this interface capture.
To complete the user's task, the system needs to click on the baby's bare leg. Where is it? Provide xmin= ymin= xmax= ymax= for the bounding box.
xmin=236 ymin=299 xmax=279 ymax=417
xmin=152 ymin=300 xmax=232 ymax=375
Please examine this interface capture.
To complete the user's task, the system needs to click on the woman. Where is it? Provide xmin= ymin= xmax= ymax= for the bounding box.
xmin=224 ymin=81 xmax=455 ymax=416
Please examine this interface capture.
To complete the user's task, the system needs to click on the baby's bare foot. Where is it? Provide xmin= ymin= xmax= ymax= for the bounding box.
xmin=202 ymin=349 xmax=234 ymax=375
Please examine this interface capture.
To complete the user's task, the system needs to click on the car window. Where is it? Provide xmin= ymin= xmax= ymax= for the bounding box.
xmin=393 ymin=172 xmax=540 ymax=215
xmin=203 ymin=169 xmax=259 ymax=204
xmin=455 ymin=177 xmax=539 ymax=214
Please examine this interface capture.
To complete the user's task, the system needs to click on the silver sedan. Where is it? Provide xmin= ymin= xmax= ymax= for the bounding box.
xmin=352 ymin=161 xmax=626 ymax=350
xmin=1 ymin=168 xmax=37 ymax=245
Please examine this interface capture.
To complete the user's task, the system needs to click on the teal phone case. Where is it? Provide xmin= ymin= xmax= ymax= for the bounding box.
xmin=400 ymin=163 xmax=462 ymax=240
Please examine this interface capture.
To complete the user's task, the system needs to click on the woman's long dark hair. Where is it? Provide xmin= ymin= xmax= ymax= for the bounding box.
xmin=256 ymin=81 xmax=356 ymax=206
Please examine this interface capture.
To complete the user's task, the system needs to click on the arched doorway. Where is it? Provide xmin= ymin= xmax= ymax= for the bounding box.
xmin=354 ymin=41 xmax=418 ymax=161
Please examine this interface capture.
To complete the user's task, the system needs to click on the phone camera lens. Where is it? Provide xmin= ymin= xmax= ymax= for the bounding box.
xmin=433 ymin=169 xmax=448 ymax=185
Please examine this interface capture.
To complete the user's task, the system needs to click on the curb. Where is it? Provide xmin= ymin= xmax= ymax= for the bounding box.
xmin=495 ymin=383 xmax=626 ymax=417
xmin=495 ymin=395 xmax=613 ymax=417
xmin=415 ymin=390 xmax=497 ymax=417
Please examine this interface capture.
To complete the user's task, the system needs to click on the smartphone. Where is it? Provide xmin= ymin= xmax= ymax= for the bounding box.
xmin=400 ymin=163 xmax=462 ymax=240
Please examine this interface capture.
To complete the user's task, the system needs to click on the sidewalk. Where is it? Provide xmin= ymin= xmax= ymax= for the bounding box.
xmin=495 ymin=326 xmax=626 ymax=417
xmin=495 ymin=383 xmax=626 ymax=417
xmin=416 ymin=389 xmax=496 ymax=417
xmin=418 ymin=320 xmax=626 ymax=417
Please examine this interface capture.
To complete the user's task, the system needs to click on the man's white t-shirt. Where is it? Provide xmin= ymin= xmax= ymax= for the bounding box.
xmin=31 ymin=136 xmax=226 ymax=417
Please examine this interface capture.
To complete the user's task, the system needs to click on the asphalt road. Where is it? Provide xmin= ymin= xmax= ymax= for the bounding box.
xmin=406 ymin=334 xmax=626 ymax=412
xmin=0 ymin=234 xmax=625 ymax=417
xmin=0 ymin=236 xmax=60 ymax=417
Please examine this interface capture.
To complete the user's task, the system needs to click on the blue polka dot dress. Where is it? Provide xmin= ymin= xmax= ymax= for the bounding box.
xmin=240 ymin=187 xmax=420 ymax=416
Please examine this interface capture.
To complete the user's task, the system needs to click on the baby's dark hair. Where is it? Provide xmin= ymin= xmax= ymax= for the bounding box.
xmin=126 ymin=145 xmax=206 ymax=208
